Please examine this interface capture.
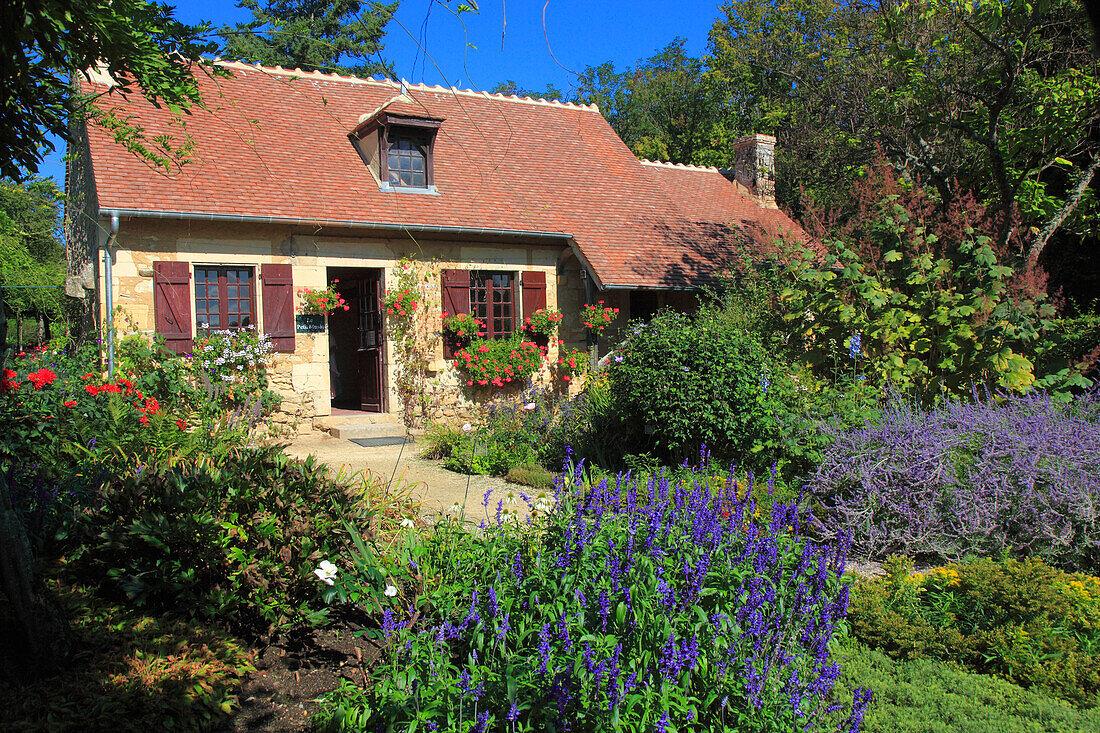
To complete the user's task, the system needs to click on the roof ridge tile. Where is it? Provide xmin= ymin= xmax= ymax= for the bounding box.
xmin=640 ymin=159 xmax=720 ymax=173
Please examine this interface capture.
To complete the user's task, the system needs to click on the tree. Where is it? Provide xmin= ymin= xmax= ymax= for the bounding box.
xmin=573 ymin=40 xmax=724 ymax=165
xmin=878 ymin=0 xmax=1100 ymax=264
xmin=708 ymin=0 xmax=891 ymax=211
xmin=219 ymin=0 xmax=399 ymax=79
xmin=0 ymin=179 xmax=66 ymax=323
xmin=490 ymin=80 xmax=564 ymax=101
xmin=0 ymin=0 xmax=215 ymax=180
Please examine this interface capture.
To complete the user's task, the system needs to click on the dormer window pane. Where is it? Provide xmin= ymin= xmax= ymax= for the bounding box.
xmin=387 ymin=135 xmax=428 ymax=188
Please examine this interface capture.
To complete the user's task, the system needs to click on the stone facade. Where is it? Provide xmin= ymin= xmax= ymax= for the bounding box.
xmin=95 ymin=217 xmax=598 ymax=429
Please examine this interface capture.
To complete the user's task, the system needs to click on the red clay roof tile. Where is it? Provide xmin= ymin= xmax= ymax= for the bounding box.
xmin=81 ymin=61 xmax=806 ymax=289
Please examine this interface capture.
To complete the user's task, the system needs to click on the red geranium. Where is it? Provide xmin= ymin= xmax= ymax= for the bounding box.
xmin=0 ymin=369 xmax=20 ymax=393
xmin=27 ymin=368 xmax=57 ymax=390
xmin=63 ymin=400 xmax=78 ymax=408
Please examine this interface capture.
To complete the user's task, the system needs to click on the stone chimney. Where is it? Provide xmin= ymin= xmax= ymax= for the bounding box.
xmin=728 ymin=134 xmax=776 ymax=207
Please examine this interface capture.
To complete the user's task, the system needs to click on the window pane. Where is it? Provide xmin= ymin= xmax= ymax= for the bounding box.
xmin=208 ymin=283 xmax=218 ymax=298
xmin=195 ymin=270 xmax=206 ymax=284
xmin=239 ymin=284 xmax=249 ymax=298
xmin=227 ymin=285 xmax=237 ymax=299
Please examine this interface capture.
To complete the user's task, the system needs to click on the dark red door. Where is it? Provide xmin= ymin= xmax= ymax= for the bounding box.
xmin=356 ymin=272 xmax=384 ymax=412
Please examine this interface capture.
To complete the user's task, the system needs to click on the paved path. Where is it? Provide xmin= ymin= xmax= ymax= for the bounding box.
xmin=284 ymin=433 xmax=517 ymax=520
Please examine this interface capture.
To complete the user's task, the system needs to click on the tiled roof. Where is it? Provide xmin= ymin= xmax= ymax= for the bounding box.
xmin=81 ymin=61 xmax=806 ymax=289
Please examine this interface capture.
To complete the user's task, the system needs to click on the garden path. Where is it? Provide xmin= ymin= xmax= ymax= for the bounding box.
xmin=284 ymin=432 xmax=513 ymax=520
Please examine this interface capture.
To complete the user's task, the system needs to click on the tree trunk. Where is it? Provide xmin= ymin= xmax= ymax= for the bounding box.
xmin=0 ymin=301 xmax=73 ymax=672
xmin=1027 ymin=154 xmax=1100 ymax=271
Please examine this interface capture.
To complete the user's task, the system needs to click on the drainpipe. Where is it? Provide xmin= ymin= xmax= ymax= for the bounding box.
xmin=103 ymin=214 xmax=119 ymax=378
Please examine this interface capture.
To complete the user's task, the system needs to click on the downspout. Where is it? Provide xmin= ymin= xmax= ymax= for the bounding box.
xmin=103 ymin=214 xmax=119 ymax=378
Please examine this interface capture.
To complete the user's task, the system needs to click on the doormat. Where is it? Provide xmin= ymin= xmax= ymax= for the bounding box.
xmin=350 ymin=436 xmax=414 ymax=448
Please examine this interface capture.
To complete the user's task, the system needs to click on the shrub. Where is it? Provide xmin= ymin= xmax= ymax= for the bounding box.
xmin=420 ymin=421 xmax=466 ymax=460
xmin=115 ymin=331 xmax=203 ymax=414
xmin=803 ymin=389 xmax=1100 ymax=568
xmin=505 ymin=461 xmax=555 ymax=490
xmin=847 ymin=556 xmax=1100 ymax=705
xmin=315 ymin=466 xmax=870 ymax=732
xmin=832 ymin=644 xmax=1100 ymax=732
xmin=779 ymin=164 xmax=1054 ymax=397
xmin=602 ymin=309 xmax=783 ymax=468
xmin=62 ymin=446 xmax=366 ymax=630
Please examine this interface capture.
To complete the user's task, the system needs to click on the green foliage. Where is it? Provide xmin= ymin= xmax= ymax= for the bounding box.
xmin=114 ymin=330 xmax=204 ymax=415
xmin=62 ymin=446 xmax=366 ymax=629
xmin=602 ymin=308 xmax=782 ymax=468
xmin=0 ymin=579 xmax=255 ymax=730
xmin=848 ymin=557 xmax=1100 ymax=705
xmin=832 ymin=643 xmax=1100 ymax=732
xmin=0 ymin=179 xmax=64 ymax=317
xmin=419 ymin=421 xmax=466 ymax=460
xmin=219 ymin=0 xmax=398 ymax=79
xmin=0 ymin=352 xmax=195 ymax=484
xmin=385 ymin=258 xmax=437 ymax=430
xmin=453 ymin=336 xmax=544 ymax=388
xmin=708 ymin=0 xmax=881 ymax=210
xmin=314 ymin=468 xmax=862 ymax=731
xmin=2 ymin=0 xmax=215 ymax=178
xmin=780 ymin=168 xmax=1054 ymax=397
xmin=504 ymin=461 xmax=556 ymax=491
xmin=192 ymin=325 xmax=281 ymax=414
xmin=878 ymin=0 xmax=1100 ymax=253
xmin=573 ymin=39 xmax=725 ymax=165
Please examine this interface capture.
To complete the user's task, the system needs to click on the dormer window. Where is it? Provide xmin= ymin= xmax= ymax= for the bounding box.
xmin=349 ymin=108 xmax=443 ymax=192
xmin=386 ymin=131 xmax=429 ymax=188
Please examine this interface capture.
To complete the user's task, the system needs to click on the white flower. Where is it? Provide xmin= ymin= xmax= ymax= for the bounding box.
xmin=400 ymin=518 xmax=415 ymax=528
xmin=523 ymin=402 xmax=537 ymax=410
xmin=462 ymin=423 xmax=473 ymax=432
xmin=384 ymin=584 xmax=398 ymax=597
xmin=313 ymin=560 xmax=338 ymax=586
xmin=449 ymin=502 xmax=462 ymax=513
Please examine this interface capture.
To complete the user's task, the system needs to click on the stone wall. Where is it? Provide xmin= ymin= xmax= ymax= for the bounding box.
xmin=97 ymin=218 xmax=586 ymax=429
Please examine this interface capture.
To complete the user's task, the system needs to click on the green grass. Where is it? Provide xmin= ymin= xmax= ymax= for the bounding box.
xmin=835 ymin=644 xmax=1100 ymax=732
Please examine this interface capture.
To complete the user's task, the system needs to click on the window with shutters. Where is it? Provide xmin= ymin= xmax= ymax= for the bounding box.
xmin=194 ymin=266 xmax=255 ymax=331
xmin=470 ymin=271 xmax=516 ymax=339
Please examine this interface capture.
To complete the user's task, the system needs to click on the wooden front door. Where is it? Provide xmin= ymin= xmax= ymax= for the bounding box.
xmin=356 ymin=272 xmax=384 ymax=412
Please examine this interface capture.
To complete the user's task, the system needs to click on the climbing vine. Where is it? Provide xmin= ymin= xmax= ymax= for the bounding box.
xmin=384 ymin=257 xmax=438 ymax=430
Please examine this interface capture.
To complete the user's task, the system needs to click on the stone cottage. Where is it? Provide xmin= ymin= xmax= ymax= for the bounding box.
xmin=65 ymin=61 xmax=804 ymax=427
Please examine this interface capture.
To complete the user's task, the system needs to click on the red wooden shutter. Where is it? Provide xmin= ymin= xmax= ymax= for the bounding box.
xmin=521 ymin=271 xmax=547 ymax=322
xmin=441 ymin=269 xmax=470 ymax=358
xmin=261 ymin=263 xmax=295 ymax=353
xmin=153 ymin=261 xmax=193 ymax=354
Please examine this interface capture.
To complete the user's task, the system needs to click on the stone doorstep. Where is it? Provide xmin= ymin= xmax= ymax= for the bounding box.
xmin=314 ymin=412 xmax=408 ymax=440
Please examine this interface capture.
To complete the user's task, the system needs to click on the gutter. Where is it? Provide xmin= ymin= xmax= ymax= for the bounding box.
xmin=103 ymin=213 xmax=119 ymax=378
xmin=97 ymin=208 xmax=713 ymax=293
xmin=98 ymin=208 xmax=575 ymax=243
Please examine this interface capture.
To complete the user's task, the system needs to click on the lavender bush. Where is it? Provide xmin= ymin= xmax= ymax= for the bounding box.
xmin=804 ymin=390 xmax=1100 ymax=569
xmin=316 ymin=462 xmax=870 ymax=731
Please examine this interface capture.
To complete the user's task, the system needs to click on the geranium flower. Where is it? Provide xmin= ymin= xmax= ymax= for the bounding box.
xmin=63 ymin=400 xmax=78 ymax=408
xmin=27 ymin=368 xmax=57 ymax=390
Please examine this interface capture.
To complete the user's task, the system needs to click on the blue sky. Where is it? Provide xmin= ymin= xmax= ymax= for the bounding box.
xmin=38 ymin=0 xmax=723 ymax=185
